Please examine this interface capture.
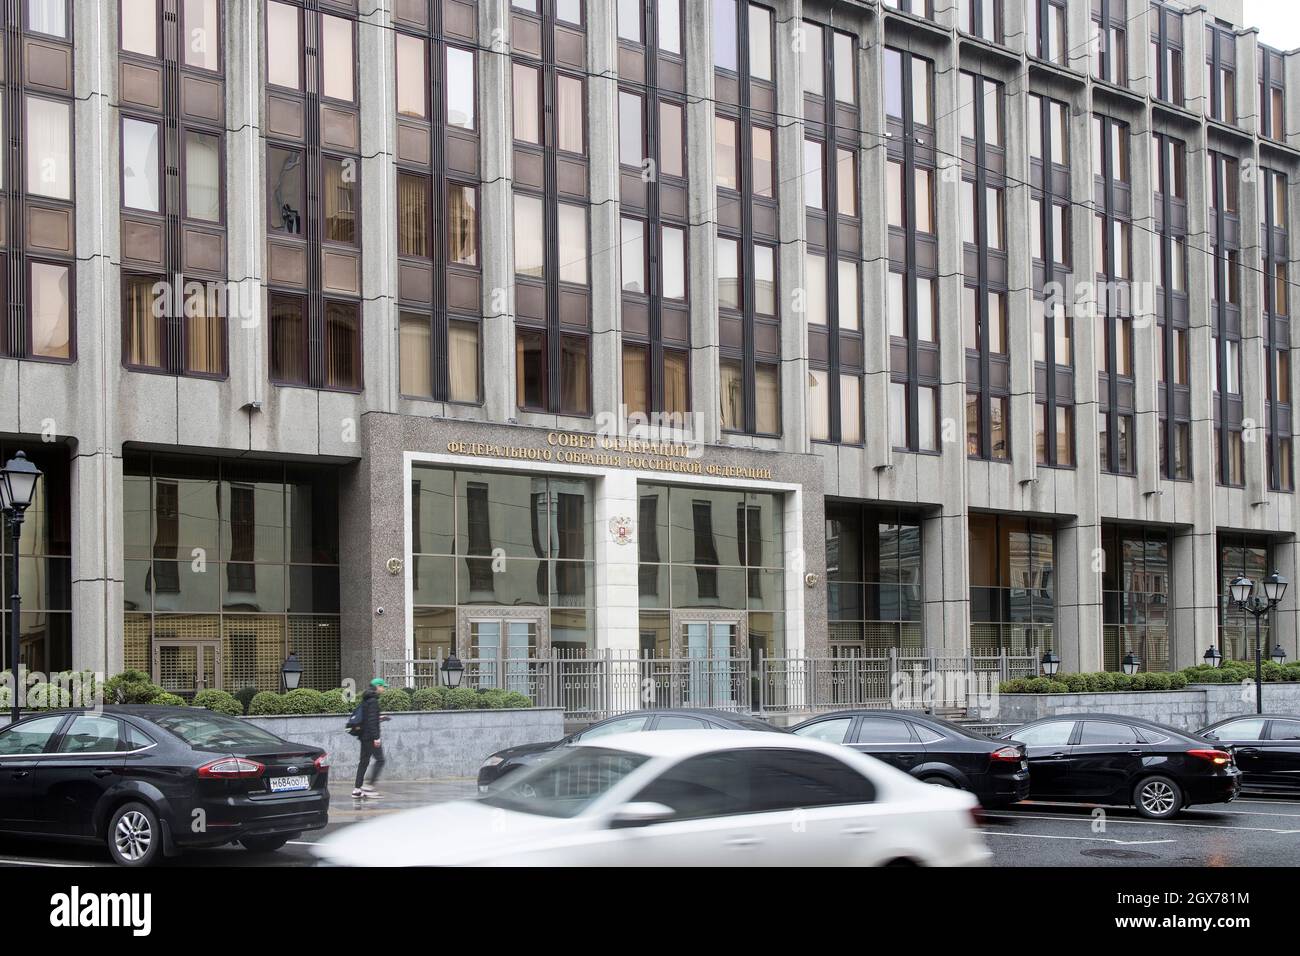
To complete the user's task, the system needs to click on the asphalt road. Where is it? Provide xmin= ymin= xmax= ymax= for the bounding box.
xmin=0 ymin=790 xmax=1296 ymax=868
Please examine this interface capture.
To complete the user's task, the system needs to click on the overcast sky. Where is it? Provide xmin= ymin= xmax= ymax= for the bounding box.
xmin=1244 ymin=0 xmax=1300 ymax=50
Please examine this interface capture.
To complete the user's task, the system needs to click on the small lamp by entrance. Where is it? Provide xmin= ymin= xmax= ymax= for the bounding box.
xmin=1271 ymin=644 xmax=1288 ymax=667
xmin=442 ymin=650 xmax=465 ymax=689
xmin=1263 ymin=570 xmax=1289 ymax=605
xmin=1040 ymin=650 xmax=1061 ymax=677
xmin=1229 ymin=575 xmax=1255 ymax=606
xmin=0 ymin=450 xmax=43 ymax=722
xmin=1203 ymin=645 xmax=1223 ymax=668
xmin=1122 ymin=652 xmax=1141 ymax=676
xmin=281 ymin=652 xmax=303 ymax=692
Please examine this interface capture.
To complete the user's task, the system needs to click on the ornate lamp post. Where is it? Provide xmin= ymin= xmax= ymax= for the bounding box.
xmin=1229 ymin=571 xmax=1289 ymax=715
xmin=0 ymin=451 xmax=43 ymax=722
xmin=1040 ymin=650 xmax=1061 ymax=677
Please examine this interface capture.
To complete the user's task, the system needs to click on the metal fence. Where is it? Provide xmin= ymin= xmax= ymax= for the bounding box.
xmin=383 ymin=648 xmax=1040 ymax=722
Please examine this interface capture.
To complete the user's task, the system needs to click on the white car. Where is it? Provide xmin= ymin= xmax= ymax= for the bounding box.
xmin=312 ymin=730 xmax=991 ymax=867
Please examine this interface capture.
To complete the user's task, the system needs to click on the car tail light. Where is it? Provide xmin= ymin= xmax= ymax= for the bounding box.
xmin=989 ymin=746 xmax=1023 ymax=763
xmin=314 ymin=754 xmax=331 ymax=770
xmin=1187 ymin=748 xmax=1233 ymax=766
xmin=969 ymin=806 xmax=985 ymax=826
xmin=198 ymin=757 xmax=265 ymax=779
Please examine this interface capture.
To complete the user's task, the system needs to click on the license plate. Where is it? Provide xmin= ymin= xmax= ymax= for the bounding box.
xmin=270 ymin=775 xmax=310 ymax=793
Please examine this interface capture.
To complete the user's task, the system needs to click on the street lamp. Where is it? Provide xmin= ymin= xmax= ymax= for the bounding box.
xmin=1229 ymin=571 xmax=1289 ymax=715
xmin=1271 ymin=644 xmax=1288 ymax=667
xmin=1203 ymin=645 xmax=1223 ymax=668
xmin=0 ymin=451 xmax=42 ymax=722
xmin=281 ymin=652 xmax=303 ymax=692
xmin=441 ymin=648 xmax=465 ymax=689
xmin=1040 ymin=650 xmax=1061 ymax=677
xmin=1122 ymin=652 xmax=1141 ymax=676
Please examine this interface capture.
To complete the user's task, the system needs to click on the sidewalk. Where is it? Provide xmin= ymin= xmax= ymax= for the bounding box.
xmin=326 ymin=778 xmax=478 ymax=820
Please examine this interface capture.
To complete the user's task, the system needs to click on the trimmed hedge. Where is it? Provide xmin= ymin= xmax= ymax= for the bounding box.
xmin=152 ymin=692 xmax=188 ymax=707
xmin=104 ymin=669 xmax=165 ymax=705
xmin=1182 ymin=660 xmax=1300 ymax=684
xmin=377 ymin=688 xmax=413 ymax=712
xmin=281 ymin=688 xmax=327 ymax=715
xmin=321 ymin=688 xmax=356 ymax=714
xmin=1000 ymin=670 xmax=1189 ymax=694
xmin=248 ymin=691 xmax=286 ymax=716
xmin=193 ymin=689 xmax=243 ymax=716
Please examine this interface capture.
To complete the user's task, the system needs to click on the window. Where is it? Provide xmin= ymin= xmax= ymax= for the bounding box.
xmin=1028 ymin=0 xmax=1067 ymax=64
xmin=511 ymin=0 xmax=591 ymax=415
xmin=122 ymin=117 xmax=162 ymax=212
xmin=1209 ymin=151 xmax=1244 ymax=485
xmin=855 ymin=717 xmax=913 ymax=744
xmin=1095 ymin=115 xmax=1134 ymax=474
xmin=716 ymin=0 xmax=780 ymax=436
xmin=961 ymin=0 xmax=1002 ymax=43
xmin=1260 ymin=167 xmax=1292 ymax=491
xmin=884 ymin=48 xmax=939 ymax=453
xmin=1153 ymin=132 xmax=1191 ymax=480
xmin=1091 ymin=0 xmax=1127 ymax=86
xmin=793 ymin=717 xmax=852 ymax=743
xmin=25 ymin=96 xmax=71 ymax=200
xmin=1206 ymin=23 xmax=1236 ymax=123
xmin=1010 ymin=721 xmax=1074 ymax=746
xmin=0 ymin=714 xmax=65 ymax=755
xmin=1150 ymin=3 xmax=1184 ymax=106
xmin=1078 ymin=721 xmax=1141 ymax=746
xmin=394 ymin=5 xmax=483 ymax=405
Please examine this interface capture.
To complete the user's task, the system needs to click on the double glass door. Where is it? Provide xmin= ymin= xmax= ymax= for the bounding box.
xmin=469 ymin=618 xmax=538 ymax=694
xmin=683 ymin=621 xmax=739 ymax=706
xmin=153 ymin=641 xmax=220 ymax=695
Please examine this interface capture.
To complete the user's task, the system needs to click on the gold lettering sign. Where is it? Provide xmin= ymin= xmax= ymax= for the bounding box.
xmin=442 ymin=432 xmax=774 ymax=481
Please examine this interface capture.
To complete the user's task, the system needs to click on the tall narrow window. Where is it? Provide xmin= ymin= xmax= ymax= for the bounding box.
xmin=885 ymin=48 xmax=939 ymax=452
xmin=804 ymin=21 xmax=861 ymax=445
xmin=1260 ymin=167 xmax=1292 ymax=491
xmin=1150 ymin=3 xmax=1184 ymax=107
xmin=118 ymin=0 xmax=226 ymax=377
xmin=1094 ymin=115 xmax=1135 ymax=475
xmin=619 ymin=1 xmax=690 ymax=422
xmin=1029 ymin=93 xmax=1074 ymax=468
xmin=1028 ymin=0 xmax=1067 ymax=64
xmin=961 ymin=73 xmax=1009 ymax=462
xmin=1153 ymin=133 xmax=1191 ymax=479
xmin=265 ymin=1 xmax=361 ymax=391
xmin=1259 ymin=47 xmax=1286 ymax=142
xmin=1090 ymin=0 xmax=1127 ymax=87
xmin=959 ymin=0 xmax=1002 ymax=43
xmin=512 ymin=0 xmax=591 ymax=415
xmin=1209 ymin=151 xmax=1244 ymax=485
xmin=1206 ymin=23 xmax=1236 ymax=124
xmin=715 ymin=0 xmax=780 ymax=435
xmin=395 ymin=2 xmax=482 ymax=404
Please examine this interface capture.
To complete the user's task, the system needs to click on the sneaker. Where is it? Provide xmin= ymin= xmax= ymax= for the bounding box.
xmin=351 ymin=788 xmax=364 ymax=798
xmin=360 ymin=787 xmax=381 ymax=798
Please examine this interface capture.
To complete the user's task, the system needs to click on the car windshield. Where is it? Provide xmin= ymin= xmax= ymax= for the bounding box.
xmin=478 ymin=746 xmax=649 ymax=818
xmin=151 ymin=712 xmax=287 ymax=751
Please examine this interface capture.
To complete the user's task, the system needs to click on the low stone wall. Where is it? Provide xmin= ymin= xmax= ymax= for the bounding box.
xmin=986 ymin=683 xmax=1300 ymax=732
xmin=246 ymin=708 xmax=565 ymax=780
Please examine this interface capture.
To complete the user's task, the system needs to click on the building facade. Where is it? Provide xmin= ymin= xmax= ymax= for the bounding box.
xmin=4 ymin=0 xmax=1299 ymax=695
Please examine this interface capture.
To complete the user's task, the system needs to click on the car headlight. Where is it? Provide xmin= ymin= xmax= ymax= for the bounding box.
xmin=481 ymin=755 xmax=504 ymax=768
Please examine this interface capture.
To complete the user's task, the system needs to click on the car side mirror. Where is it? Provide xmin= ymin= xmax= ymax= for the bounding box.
xmin=607 ymin=802 xmax=675 ymax=829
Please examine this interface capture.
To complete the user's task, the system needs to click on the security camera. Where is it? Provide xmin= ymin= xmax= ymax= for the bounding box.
xmin=375 ymin=606 xmax=385 ymax=616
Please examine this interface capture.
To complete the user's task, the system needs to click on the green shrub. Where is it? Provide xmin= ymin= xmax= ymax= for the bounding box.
xmin=443 ymin=687 xmax=481 ymax=710
xmin=1024 ymin=677 xmax=1054 ymax=694
xmin=1167 ymin=672 xmax=1188 ymax=690
xmin=321 ymin=688 xmax=355 ymax=714
xmin=1146 ymin=672 xmax=1172 ymax=691
xmin=1089 ymin=671 xmax=1116 ymax=692
xmin=479 ymin=689 xmax=510 ymax=709
xmin=501 ymin=691 xmax=532 ymax=709
xmin=104 ymin=669 xmax=163 ymax=705
xmin=378 ymin=688 xmax=412 ymax=712
xmin=281 ymin=688 xmax=327 ymax=715
xmin=151 ymin=692 xmax=188 ymax=707
xmin=248 ymin=691 xmax=285 ymax=716
xmin=412 ymin=687 xmax=446 ymax=711
xmin=192 ymin=689 xmax=244 ymax=716
xmin=26 ymin=683 xmax=72 ymax=709
xmin=999 ymin=678 xmax=1029 ymax=694
xmin=1058 ymin=672 xmax=1089 ymax=693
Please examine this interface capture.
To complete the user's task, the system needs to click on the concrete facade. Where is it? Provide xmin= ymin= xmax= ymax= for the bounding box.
xmin=8 ymin=0 xmax=1300 ymax=691
xmin=990 ymin=682 xmax=1300 ymax=731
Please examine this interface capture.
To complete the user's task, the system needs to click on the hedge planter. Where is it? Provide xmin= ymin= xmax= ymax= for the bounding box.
xmin=983 ymin=683 xmax=1300 ymax=733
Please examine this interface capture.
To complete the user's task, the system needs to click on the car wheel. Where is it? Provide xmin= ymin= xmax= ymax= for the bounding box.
xmin=1133 ymin=775 xmax=1183 ymax=819
xmin=108 ymin=802 xmax=161 ymax=866
xmin=920 ymin=774 xmax=959 ymax=789
xmin=240 ymin=836 xmax=290 ymax=853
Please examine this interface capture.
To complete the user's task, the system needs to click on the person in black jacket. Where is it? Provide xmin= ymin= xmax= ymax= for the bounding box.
xmin=352 ymin=678 xmax=389 ymax=798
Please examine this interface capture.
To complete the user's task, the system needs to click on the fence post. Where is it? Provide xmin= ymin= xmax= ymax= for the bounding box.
xmin=999 ymin=647 xmax=1008 ymax=685
xmin=887 ymin=647 xmax=897 ymax=710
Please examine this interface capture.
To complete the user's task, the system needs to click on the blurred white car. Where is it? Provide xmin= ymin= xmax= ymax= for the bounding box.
xmin=313 ymin=730 xmax=990 ymax=867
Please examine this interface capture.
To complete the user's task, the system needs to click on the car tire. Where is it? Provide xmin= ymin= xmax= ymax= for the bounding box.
xmin=1133 ymin=775 xmax=1183 ymax=819
xmin=107 ymin=801 xmax=162 ymax=867
xmin=240 ymin=836 xmax=290 ymax=853
xmin=920 ymin=774 xmax=959 ymax=789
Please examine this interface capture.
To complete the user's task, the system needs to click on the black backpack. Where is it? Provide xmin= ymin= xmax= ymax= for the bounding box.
xmin=345 ymin=702 xmax=364 ymax=737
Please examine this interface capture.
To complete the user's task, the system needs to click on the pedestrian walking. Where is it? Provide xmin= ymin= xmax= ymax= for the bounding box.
xmin=351 ymin=677 xmax=390 ymax=798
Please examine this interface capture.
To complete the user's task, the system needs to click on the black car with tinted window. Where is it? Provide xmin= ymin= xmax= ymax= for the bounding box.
xmin=0 ymin=706 xmax=329 ymax=865
xmin=999 ymin=713 xmax=1241 ymax=818
xmin=477 ymin=708 xmax=785 ymax=791
xmin=1198 ymin=714 xmax=1300 ymax=792
xmin=791 ymin=709 xmax=1030 ymax=807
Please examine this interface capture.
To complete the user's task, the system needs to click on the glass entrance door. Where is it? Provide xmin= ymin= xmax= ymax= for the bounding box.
xmin=468 ymin=617 xmax=540 ymax=694
xmin=682 ymin=621 xmax=739 ymax=706
xmin=153 ymin=641 xmax=220 ymax=696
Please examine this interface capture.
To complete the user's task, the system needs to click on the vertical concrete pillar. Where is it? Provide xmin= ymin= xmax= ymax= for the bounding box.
xmin=596 ymin=471 xmax=640 ymax=652
xmin=685 ymin=0 xmax=720 ymax=444
xmin=586 ymin=1 xmax=621 ymax=422
xmin=480 ymin=0 xmax=515 ymax=422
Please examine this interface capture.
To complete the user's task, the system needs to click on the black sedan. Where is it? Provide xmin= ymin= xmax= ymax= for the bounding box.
xmin=998 ymin=713 xmax=1241 ymax=818
xmin=1198 ymin=714 xmax=1300 ymax=792
xmin=791 ymin=710 xmax=1030 ymax=807
xmin=477 ymin=708 xmax=784 ymax=790
xmin=0 ymin=706 xmax=329 ymax=865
